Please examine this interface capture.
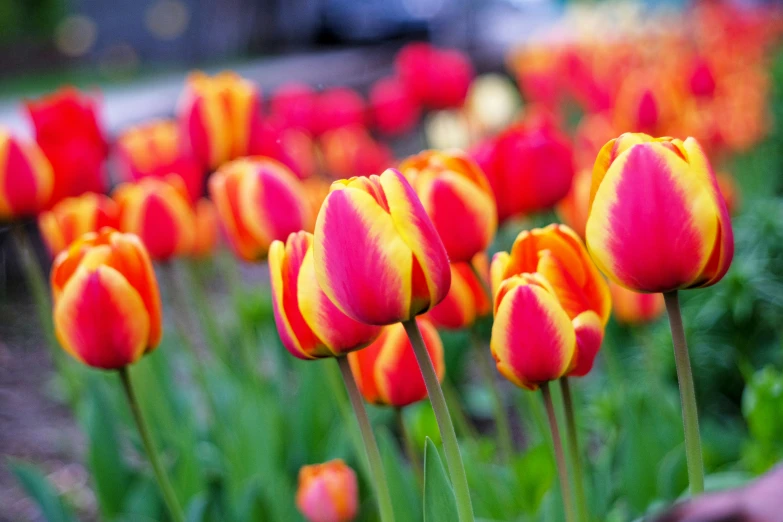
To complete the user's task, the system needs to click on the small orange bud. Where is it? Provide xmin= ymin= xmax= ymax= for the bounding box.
xmin=296 ymin=459 xmax=358 ymax=522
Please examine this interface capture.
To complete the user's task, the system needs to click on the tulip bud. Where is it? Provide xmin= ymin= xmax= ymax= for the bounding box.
xmin=116 ymin=119 xmax=204 ymax=202
xmin=39 ymin=193 xmax=119 ymax=256
xmin=113 ymin=177 xmax=196 ymax=261
xmin=314 ymin=168 xmax=451 ymax=325
xmin=395 ymin=43 xmax=474 ymax=110
xmin=428 ymin=255 xmax=491 ymax=330
xmin=209 ymin=157 xmax=312 ymax=262
xmin=190 ymin=199 xmax=219 ymax=258
xmin=369 ymin=76 xmax=420 ymax=136
xmin=399 ymin=150 xmax=497 ymax=263
xmin=314 ymin=88 xmax=366 ymax=136
xmin=586 ymin=134 xmax=734 ymax=293
xmin=349 ymin=318 xmax=444 ymax=407
xmin=609 ymin=281 xmax=665 ymax=325
xmin=51 ymin=228 xmax=162 ymax=369
xmin=296 ymin=459 xmax=358 ymax=522
xmin=0 ymin=129 xmax=54 ymax=219
xmin=270 ymin=82 xmax=317 ymax=134
xmin=178 ymin=71 xmax=262 ymax=169
xmin=269 ymin=231 xmax=381 ymax=359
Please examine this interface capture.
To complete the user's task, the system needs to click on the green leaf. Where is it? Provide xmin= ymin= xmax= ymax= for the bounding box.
xmin=8 ymin=458 xmax=77 ymax=522
xmin=423 ymin=437 xmax=458 ymax=522
xmin=378 ymin=428 xmax=421 ymax=522
xmin=512 ymin=444 xmax=555 ymax=514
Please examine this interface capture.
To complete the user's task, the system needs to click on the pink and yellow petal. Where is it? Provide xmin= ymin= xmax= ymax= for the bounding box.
xmin=567 ymin=310 xmax=603 ymax=377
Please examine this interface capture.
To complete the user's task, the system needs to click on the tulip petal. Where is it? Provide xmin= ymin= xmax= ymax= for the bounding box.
xmin=568 ymin=311 xmax=603 ymax=377
xmin=348 ymin=329 xmax=386 ymax=404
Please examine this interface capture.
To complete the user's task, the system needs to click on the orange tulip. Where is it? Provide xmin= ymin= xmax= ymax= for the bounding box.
xmin=428 ymin=255 xmax=491 ymax=330
xmin=613 ymin=73 xmax=679 ymax=136
xmin=609 ymin=281 xmax=665 ymax=325
xmin=39 ymin=193 xmax=119 ymax=256
xmin=51 ymin=228 xmax=162 ymax=369
xmin=190 ymin=199 xmax=219 ymax=258
xmin=113 ymin=177 xmax=195 ymax=261
xmin=0 ymin=129 xmax=53 ymax=220
xmin=399 ymin=150 xmax=497 ymax=263
xmin=348 ymin=317 xmax=444 ymax=407
xmin=208 ymin=157 xmax=312 ymax=262
xmin=296 ymin=459 xmax=358 ymax=522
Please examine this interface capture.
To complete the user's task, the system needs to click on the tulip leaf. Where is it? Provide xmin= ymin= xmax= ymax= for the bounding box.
xmin=423 ymin=437 xmax=458 ymax=522
xmin=378 ymin=428 xmax=421 ymax=522
xmin=8 ymin=458 xmax=77 ymax=522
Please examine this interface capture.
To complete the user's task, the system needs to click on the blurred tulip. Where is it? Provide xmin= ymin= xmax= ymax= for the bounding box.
xmin=586 ymin=133 xmax=734 ymax=292
xmin=301 ymin=177 xmax=331 ymax=219
xmin=399 ymin=149 xmax=497 ymax=262
xmin=428 ymin=255 xmax=490 ymax=330
xmin=556 ymin=168 xmax=592 ymax=239
xmin=609 ymin=281 xmax=665 ymax=325
xmin=116 ymin=119 xmax=204 ymax=202
xmin=688 ymin=58 xmax=717 ymax=99
xmin=369 ymin=76 xmax=420 ymax=136
xmin=0 ymin=129 xmax=54 ymax=219
xmin=349 ymin=317 xmax=444 ymax=407
xmin=269 ymin=82 xmax=318 ymax=134
xmin=209 ymin=156 xmax=312 ymax=261
xmin=252 ymin=120 xmax=317 ymax=179
xmin=395 ymin=43 xmax=474 ymax=110
xmin=190 ymin=199 xmax=219 ymax=258
xmin=51 ymin=228 xmax=162 ymax=369
xmin=268 ymin=231 xmax=381 ymax=359
xmin=613 ymin=73 xmax=679 ymax=136
xmin=476 ymin=116 xmax=575 ymax=222
xmin=113 ymin=177 xmax=195 ymax=261
xmin=25 ymin=87 xmax=108 ymax=203
xmin=314 ymin=88 xmax=365 ymax=136
xmin=178 ymin=71 xmax=262 ymax=169
xmin=314 ymin=168 xmax=450 ymax=325
xmin=508 ymin=45 xmax=565 ymax=111
xmin=573 ymin=112 xmax=616 ymax=170
xmin=39 ymin=193 xmax=119 ymax=256
xmin=492 ymin=224 xmax=610 ymax=376
xmin=320 ymin=125 xmax=393 ymax=179
xmin=296 ymin=459 xmax=358 ymax=522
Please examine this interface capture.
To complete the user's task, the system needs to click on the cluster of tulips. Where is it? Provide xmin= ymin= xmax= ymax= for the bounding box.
xmin=2 ymin=3 xmax=781 ymax=519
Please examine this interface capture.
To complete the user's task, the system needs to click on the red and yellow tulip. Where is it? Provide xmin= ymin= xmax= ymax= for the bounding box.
xmin=586 ymin=133 xmax=734 ymax=293
xmin=609 ymin=281 xmax=665 ymax=325
xmin=51 ymin=228 xmax=162 ymax=369
xmin=296 ymin=459 xmax=358 ymax=522
xmin=428 ymin=255 xmax=491 ymax=330
xmin=209 ymin=157 xmax=312 ymax=262
xmin=314 ymin=168 xmax=451 ymax=326
xmin=399 ymin=150 xmax=497 ymax=263
xmin=39 ymin=193 xmax=119 ymax=256
xmin=0 ymin=129 xmax=53 ymax=220
xmin=348 ymin=317 xmax=444 ymax=407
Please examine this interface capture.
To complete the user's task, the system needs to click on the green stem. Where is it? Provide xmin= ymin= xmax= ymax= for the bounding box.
xmin=472 ymin=332 xmax=514 ymax=459
xmin=663 ymin=291 xmax=705 ymax=495
xmin=542 ymin=382 xmax=576 ymax=522
xmin=560 ymin=378 xmax=589 ymax=522
xmin=396 ymin=408 xmax=423 ymax=485
xmin=336 ymin=357 xmax=396 ymax=522
xmin=325 ymin=360 xmax=369 ymax=478
xmin=118 ymin=366 xmax=185 ymax=522
xmin=402 ymin=319 xmax=474 ymax=522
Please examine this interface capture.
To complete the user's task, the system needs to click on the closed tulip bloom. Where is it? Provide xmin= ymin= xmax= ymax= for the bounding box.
xmin=269 ymin=231 xmax=381 ymax=359
xmin=586 ymin=133 xmax=734 ymax=293
xmin=190 ymin=199 xmax=219 ymax=258
xmin=370 ymin=76 xmax=420 ymax=136
xmin=116 ymin=119 xmax=204 ymax=202
xmin=0 ymin=129 xmax=54 ymax=219
xmin=178 ymin=71 xmax=262 ymax=169
xmin=51 ymin=228 xmax=162 ymax=369
xmin=395 ymin=43 xmax=474 ymax=110
xmin=348 ymin=318 xmax=444 ymax=407
xmin=399 ymin=150 xmax=497 ymax=263
xmin=314 ymin=88 xmax=366 ymax=136
xmin=209 ymin=157 xmax=312 ymax=261
xmin=609 ymin=281 xmax=665 ymax=325
xmin=39 ymin=193 xmax=119 ymax=256
xmin=556 ymin=168 xmax=592 ymax=239
xmin=296 ymin=460 xmax=358 ymax=522
xmin=113 ymin=177 xmax=196 ymax=261
xmin=314 ymin=168 xmax=451 ymax=325
xmin=269 ymin=82 xmax=317 ymax=134
xmin=428 ymin=255 xmax=491 ymax=330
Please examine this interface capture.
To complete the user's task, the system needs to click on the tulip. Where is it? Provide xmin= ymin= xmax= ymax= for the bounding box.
xmin=296 ymin=459 xmax=358 ymax=522
xmin=320 ymin=125 xmax=394 ymax=180
xmin=268 ymin=231 xmax=381 ymax=359
xmin=269 ymin=82 xmax=317 ymax=134
xmin=252 ymin=120 xmax=317 ymax=179
xmin=348 ymin=318 xmax=444 ymax=408
xmin=209 ymin=156 xmax=312 ymax=262
xmin=609 ymin=281 xmax=665 ymax=325
xmin=190 ymin=199 xmax=219 ymax=258
xmin=370 ymin=76 xmax=420 ymax=136
xmin=612 ymin=74 xmax=678 ymax=137
xmin=178 ymin=71 xmax=262 ymax=169
xmin=556 ymin=168 xmax=592 ymax=239
xmin=586 ymin=133 xmax=734 ymax=293
xmin=39 ymin=193 xmax=119 ymax=256
xmin=116 ymin=119 xmax=204 ymax=202
xmin=25 ymin=87 xmax=108 ymax=203
xmin=573 ymin=112 xmax=616 ymax=170
xmin=313 ymin=168 xmax=450 ymax=326
xmin=113 ymin=177 xmax=196 ymax=261
xmin=0 ymin=129 xmax=54 ymax=219
xmin=395 ymin=43 xmax=474 ymax=110
xmin=399 ymin=150 xmax=497 ymax=263
xmin=428 ymin=256 xmax=491 ymax=330
xmin=314 ymin=88 xmax=366 ymax=136
xmin=51 ymin=228 xmax=162 ymax=369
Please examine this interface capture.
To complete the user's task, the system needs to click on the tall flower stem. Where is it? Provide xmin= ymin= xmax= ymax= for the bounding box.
xmin=560 ymin=378 xmax=589 ymax=522
xmin=336 ymin=357 xmax=396 ymax=522
xmin=542 ymin=382 xmax=576 ymax=522
xmin=472 ymin=331 xmax=514 ymax=459
xmin=663 ymin=291 xmax=705 ymax=495
xmin=118 ymin=366 xmax=185 ymax=522
xmin=402 ymin=319 xmax=474 ymax=522
xmin=395 ymin=408 xmax=423 ymax=485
